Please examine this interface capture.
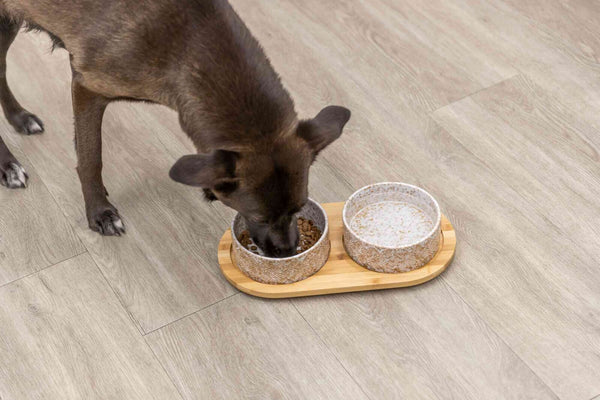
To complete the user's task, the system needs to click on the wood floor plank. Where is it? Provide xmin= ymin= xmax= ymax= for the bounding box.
xmin=146 ymin=294 xmax=369 ymax=400
xmin=410 ymin=0 xmax=600 ymax=118
xmin=292 ymin=279 xmax=557 ymax=400
xmin=374 ymin=0 xmax=518 ymax=86
xmin=0 ymin=131 xmax=84 ymax=286
xmin=437 ymin=74 xmax=600 ymax=248
xmin=232 ymin=0 xmax=516 ymax=116
xmin=500 ymin=0 xmax=600 ymax=63
xmin=0 ymin=253 xmax=182 ymax=400
xmin=5 ymin=33 xmax=237 ymax=333
xmin=432 ymin=75 xmax=600 ymax=399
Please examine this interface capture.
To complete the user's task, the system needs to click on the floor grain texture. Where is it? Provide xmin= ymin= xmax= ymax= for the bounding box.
xmin=292 ymin=282 xmax=557 ymax=400
xmin=0 ymin=0 xmax=598 ymax=398
xmin=0 ymin=139 xmax=84 ymax=286
xmin=147 ymin=294 xmax=369 ymax=400
xmin=0 ymin=254 xmax=182 ymax=399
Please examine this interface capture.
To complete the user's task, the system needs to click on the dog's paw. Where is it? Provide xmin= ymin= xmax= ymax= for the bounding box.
xmin=9 ymin=110 xmax=44 ymax=135
xmin=89 ymin=208 xmax=126 ymax=236
xmin=1 ymin=162 xmax=28 ymax=189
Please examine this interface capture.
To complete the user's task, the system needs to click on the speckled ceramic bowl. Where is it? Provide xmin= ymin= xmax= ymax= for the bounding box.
xmin=231 ymin=199 xmax=330 ymax=284
xmin=343 ymin=182 xmax=441 ymax=273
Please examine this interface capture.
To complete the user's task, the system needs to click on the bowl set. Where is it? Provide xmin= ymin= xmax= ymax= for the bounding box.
xmin=228 ymin=182 xmax=446 ymax=286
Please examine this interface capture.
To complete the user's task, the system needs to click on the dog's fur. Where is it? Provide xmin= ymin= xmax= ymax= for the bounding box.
xmin=0 ymin=0 xmax=350 ymax=257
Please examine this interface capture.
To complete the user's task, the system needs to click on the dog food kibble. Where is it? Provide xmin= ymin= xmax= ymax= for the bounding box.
xmin=297 ymin=217 xmax=322 ymax=253
xmin=239 ymin=217 xmax=322 ymax=256
xmin=238 ymin=230 xmax=260 ymax=254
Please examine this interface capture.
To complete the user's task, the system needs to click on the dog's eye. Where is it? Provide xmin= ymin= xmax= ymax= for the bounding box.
xmin=214 ymin=181 xmax=238 ymax=194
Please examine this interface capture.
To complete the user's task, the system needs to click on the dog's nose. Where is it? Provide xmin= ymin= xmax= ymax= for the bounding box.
xmin=272 ymin=244 xmax=297 ymax=258
xmin=264 ymin=216 xmax=299 ymax=257
xmin=262 ymin=234 xmax=298 ymax=258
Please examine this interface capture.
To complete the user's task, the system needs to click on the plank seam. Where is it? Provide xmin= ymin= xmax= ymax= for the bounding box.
xmin=440 ymin=276 xmax=561 ymax=399
xmin=0 ymin=250 xmax=88 ymax=289
xmin=291 ymin=301 xmax=374 ymax=400
xmin=144 ymin=336 xmax=187 ymax=400
xmin=143 ymin=292 xmax=240 ymax=336
xmin=430 ymin=73 xmax=520 ymax=115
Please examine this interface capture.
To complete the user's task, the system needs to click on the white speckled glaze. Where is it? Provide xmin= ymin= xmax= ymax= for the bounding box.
xmin=343 ymin=182 xmax=441 ymax=273
xmin=231 ymin=199 xmax=330 ymax=284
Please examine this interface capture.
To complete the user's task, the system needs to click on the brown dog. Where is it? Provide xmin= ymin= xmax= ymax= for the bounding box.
xmin=0 ymin=0 xmax=350 ymax=257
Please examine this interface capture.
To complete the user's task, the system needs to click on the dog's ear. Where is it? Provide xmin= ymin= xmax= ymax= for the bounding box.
xmin=297 ymin=105 xmax=351 ymax=154
xmin=169 ymin=150 xmax=237 ymax=188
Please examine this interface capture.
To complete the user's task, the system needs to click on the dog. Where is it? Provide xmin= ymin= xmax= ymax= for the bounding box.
xmin=0 ymin=0 xmax=350 ymax=257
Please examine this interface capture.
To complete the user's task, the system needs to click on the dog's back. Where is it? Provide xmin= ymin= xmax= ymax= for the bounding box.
xmin=1 ymin=0 xmax=295 ymax=143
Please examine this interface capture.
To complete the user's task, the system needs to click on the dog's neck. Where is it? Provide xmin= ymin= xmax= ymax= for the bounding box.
xmin=175 ymin=91 xmax=297 ymax=154
xmin=170 ymin=2 xmax=297 ymax=154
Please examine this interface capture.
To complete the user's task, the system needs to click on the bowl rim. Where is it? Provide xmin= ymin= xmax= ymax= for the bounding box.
xmin=231 ymin=197 xmax=329 ymax=261
xmin=342 ymin=182 xmax=441 ymax=250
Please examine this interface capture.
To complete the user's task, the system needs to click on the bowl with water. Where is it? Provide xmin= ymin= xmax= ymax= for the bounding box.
xmin=342 ymin=182 xmax=441 ymax=273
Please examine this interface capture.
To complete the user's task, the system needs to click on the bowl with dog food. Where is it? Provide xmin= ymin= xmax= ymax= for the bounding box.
xmin=342 ymin=182 xmax=441 ymax=273
xmin=231 ymin=198 xmax=330 ymax=284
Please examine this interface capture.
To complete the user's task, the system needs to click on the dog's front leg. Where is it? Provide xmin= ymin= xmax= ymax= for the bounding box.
xmin=72 ymin=75 xmax=125 ymax=236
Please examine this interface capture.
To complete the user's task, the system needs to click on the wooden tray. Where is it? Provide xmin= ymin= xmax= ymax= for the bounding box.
xmin=218 ymin=202 xmax=455 ymax=298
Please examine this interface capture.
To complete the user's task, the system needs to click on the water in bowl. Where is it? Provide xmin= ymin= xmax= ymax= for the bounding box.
xmin=349 ymin=201 xmax=434 ymax=247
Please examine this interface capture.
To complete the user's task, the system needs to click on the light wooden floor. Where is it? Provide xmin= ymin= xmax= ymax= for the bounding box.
xmin=0 ymin=0 xmax=598 ymax=399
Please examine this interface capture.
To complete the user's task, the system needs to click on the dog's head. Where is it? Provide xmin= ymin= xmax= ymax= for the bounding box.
xmin=170 ymin=106 xmax=350 ymax=257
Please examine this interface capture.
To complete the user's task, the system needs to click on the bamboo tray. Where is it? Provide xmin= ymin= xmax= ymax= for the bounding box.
xmin=218 ymin=202 xmax=455 ymax=298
